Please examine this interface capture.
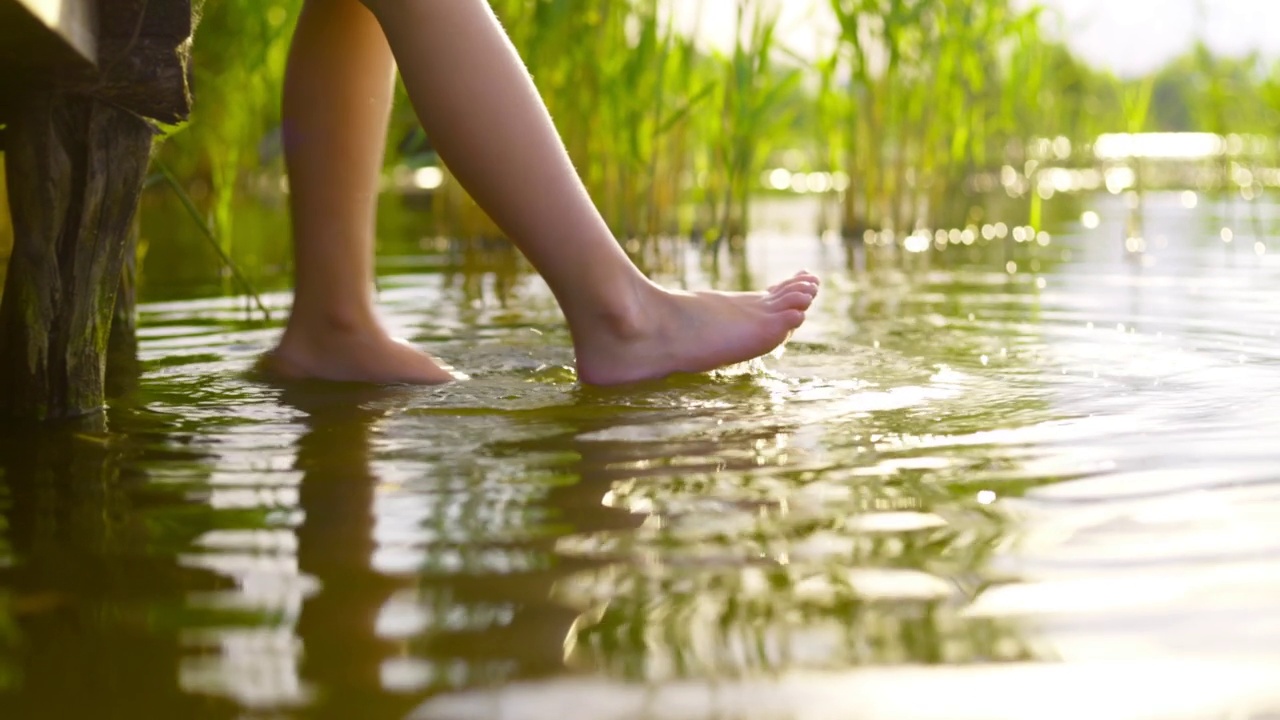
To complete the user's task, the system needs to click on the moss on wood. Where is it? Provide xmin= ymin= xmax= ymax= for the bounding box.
xmin=0 ymin=0 xmax=195 ymax=422
xmin=0 ymin=93 xmax=153 ymax=421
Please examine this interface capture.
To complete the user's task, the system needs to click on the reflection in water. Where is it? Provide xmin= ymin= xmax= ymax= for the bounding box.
xmin=411 ymin=657 xmax=1280 ymax=720
xmin=548 ymin=396 xmax=1029 ymax=683
xmin=3 ymin=191 xmax=1280 ymax=718
xmin=290 ymin=386 xmax=410 ymax=714
xmin=0 ymin=419 xmax=236 ymax=718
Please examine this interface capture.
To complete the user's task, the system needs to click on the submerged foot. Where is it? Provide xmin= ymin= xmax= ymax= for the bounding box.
xmin=260 ymin=271 xmax=816 ymax=387
xmin=258 ymin=323 xmax=459 ymax=385
xmin=572 ymin=271 xmax=819 ymax=385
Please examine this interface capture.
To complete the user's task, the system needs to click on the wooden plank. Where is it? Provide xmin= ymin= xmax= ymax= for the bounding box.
xmin=91 ymin=0 xmax=196 ymax=124
xmin=1 ymin=0 xmax=195 ymax=125
xmin=8 ymin=0 xmax=97 ymax=66
xmin=0 ymin=0 xmax=96 ymax=119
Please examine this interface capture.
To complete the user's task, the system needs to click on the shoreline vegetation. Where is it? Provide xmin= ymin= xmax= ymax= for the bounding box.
xmin=2 ymin=0 xmax=1280 ymax=280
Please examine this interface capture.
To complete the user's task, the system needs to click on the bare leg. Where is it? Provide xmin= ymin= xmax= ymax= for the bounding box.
xmin=361 ymin=0 xmax=818 ymax=384
xmin=265 ymin=0 xmax=457 ymax=383
xmin=271 ymin=0 xmax=818 ymax=386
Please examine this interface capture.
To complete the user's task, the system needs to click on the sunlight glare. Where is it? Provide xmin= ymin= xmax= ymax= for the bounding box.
xmin=412 ymin=167 xmax=444 ymax=190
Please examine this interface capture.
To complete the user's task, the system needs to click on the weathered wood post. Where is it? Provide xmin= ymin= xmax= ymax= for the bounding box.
xmin=0 ymin=0 xmax=195 ymax=422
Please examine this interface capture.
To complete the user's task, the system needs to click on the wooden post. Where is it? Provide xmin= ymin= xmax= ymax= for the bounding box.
xmin=106 ymin=223 xmax=142 ymax=400
xmin=0 ymin=93 xmax=153 ymax=419
xmin=0 ymin=0 xmax=195 ymax=422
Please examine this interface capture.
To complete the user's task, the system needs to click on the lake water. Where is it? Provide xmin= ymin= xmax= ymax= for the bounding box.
xmin=3 ymin=191 xmax=1280 ymax=719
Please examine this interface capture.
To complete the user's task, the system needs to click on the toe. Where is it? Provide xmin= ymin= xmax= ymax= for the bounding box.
xmin=772 ymin=308 xmax=806 ymax=331
xmin=791 ymin=281 xmax=819 ymax=298
xmin=768 ymin=289 xmax=817 ymax=312
xmin=768 ymin=281 xmax=817 ymax=301
xmin=768 ymin=272 xmax=817 ymax=293
xmin=789 ymin=271 xmax=820 ymax=287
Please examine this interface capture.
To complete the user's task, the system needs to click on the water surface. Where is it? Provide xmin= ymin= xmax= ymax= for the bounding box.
xmin=2 ymin=192 xmax=1280 ymax=719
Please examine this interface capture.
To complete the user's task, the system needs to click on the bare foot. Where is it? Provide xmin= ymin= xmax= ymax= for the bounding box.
xmin=572 ymin=271 xmax=819 ymax=385
xmin=258 ymin=324 xmax=459 ymax=384
xmin=260 ymin=272 xmax=815 ymax=387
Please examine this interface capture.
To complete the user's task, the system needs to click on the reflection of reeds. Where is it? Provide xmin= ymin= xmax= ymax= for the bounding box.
xmin=552 ymin=466 xmax=1031 ymax=678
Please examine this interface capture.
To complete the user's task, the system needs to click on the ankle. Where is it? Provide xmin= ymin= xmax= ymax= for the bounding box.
xmin=283 ymin=303 xmax=384 ymax=342
xmin=564 ymin=274 xmax=658 ymax=341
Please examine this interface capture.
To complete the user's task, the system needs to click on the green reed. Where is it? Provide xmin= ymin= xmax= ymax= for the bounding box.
xmin=156 ymin=0 xmax=299 ymax=277
xmin=155 ymin=0 xmax=1100 ymax=259
xmin=140 ymin=0 xmax=1280 ymax=280
xmin=707 ymin=2 xmax=797 ymax=248
xmin=821 ymin=0 xmax=1101 ymax=234
xmin=447 ymin=0 xmax=801 ymax=253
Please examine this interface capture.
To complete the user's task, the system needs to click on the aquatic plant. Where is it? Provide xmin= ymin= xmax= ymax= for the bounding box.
xmin=124 ymin=0 xmax=1280 ymax=290
xmin=473 ymin=0 xmax=800 ymax=253
xmin=818 ymin=0 xmax=1106 ymax=234
xmin=154 ymin=0 xmax=300 ymax=277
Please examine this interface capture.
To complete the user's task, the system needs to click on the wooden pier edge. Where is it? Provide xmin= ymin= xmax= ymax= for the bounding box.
xmin=0 ymin=0 xmax=199 ymax=422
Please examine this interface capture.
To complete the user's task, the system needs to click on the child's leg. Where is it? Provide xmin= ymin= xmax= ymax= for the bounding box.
xmin=366 ymin=0 xmax=818 ymax=385
xmin=268 ymin=0 xmax=456 ymax=383
xmin=274 ymin=0 xmax=819 ymax=386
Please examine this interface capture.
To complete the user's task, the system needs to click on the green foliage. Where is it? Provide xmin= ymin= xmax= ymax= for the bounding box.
xmin=821 ymin=0 xmax=1115 ymax=232
xmin=151 ymin=0 xmax=1280 ymax=261
xmin=1147 ymin=46 xmax=1280 ymax=134
xmin=156 ymin=0 xmax=301 ymax=251
xmin=482 ymin=0 xmax=801 ymax=244
xmin=708 ymin=2 xmax=799 ymax=244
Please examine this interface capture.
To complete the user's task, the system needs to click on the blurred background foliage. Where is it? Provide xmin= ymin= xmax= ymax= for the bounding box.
xmin=4 ymin=0 xmax=1280 ymax=282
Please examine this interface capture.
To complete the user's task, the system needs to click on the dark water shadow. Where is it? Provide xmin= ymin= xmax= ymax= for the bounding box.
xmin=279 ymin=383 xmax=420 ymax=718
xmin=0 ymin=416 xmax=238 ymax=719
xmin=277 ymin=381 xmax=650 ymax=716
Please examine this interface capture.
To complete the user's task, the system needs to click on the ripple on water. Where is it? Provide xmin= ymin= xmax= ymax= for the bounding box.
xmin=6 ymin=195 xmax=1280 ymax=717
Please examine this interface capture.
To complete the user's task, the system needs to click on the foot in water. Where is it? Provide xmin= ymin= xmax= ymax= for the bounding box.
xmin=259 ymin=322 xmax=461 ymax=385
xmin=571 ymin=270 xmax=820 ymax=385
xmin=259 ymin=270 xmax=819 ymax=386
